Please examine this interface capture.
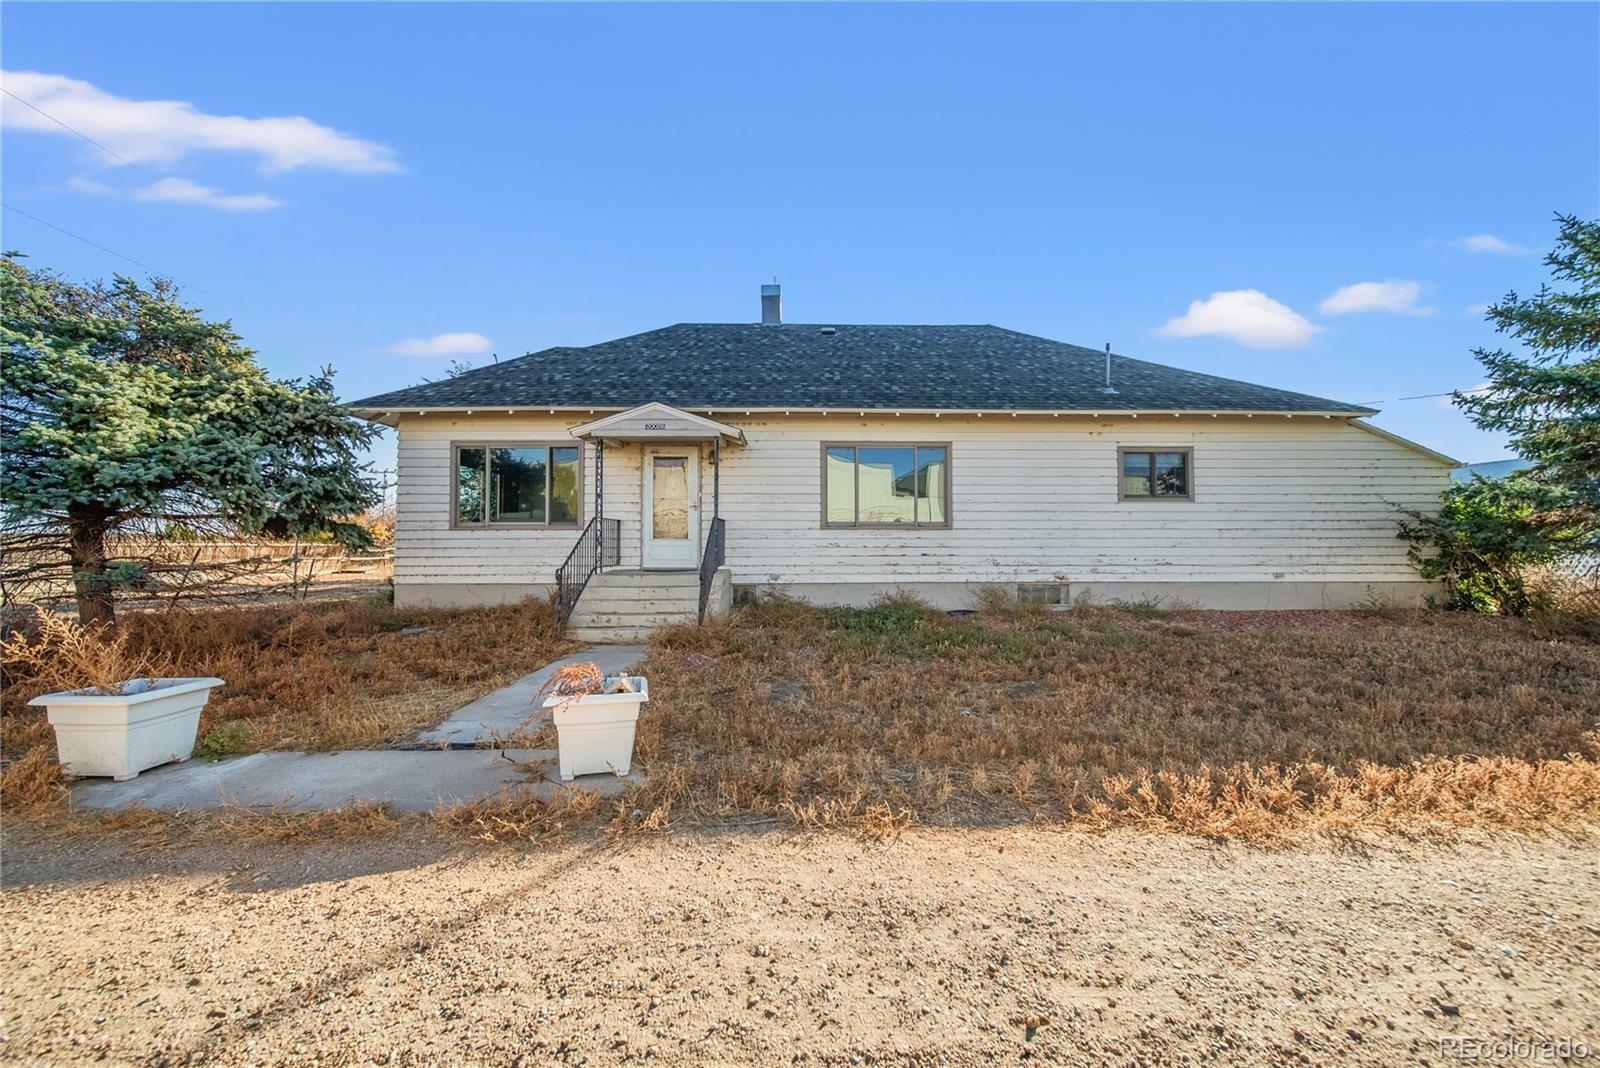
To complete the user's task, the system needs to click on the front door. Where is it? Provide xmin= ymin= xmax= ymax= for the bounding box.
xmin=642 ymin=446 xmax=700 ymax=569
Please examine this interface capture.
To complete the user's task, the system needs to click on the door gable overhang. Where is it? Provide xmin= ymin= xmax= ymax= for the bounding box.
xmin=569 ymin=402 xmax=746 ymax=445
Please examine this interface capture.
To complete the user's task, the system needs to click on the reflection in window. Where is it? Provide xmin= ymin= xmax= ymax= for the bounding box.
xmin=825 ymin=448 xmax=856 ymax=525
xmin=550 ymin=447 xmax=580 ymax=523
xmin=491 ymin=447 xmax=547 ymax=522
xmin=824 ymin=445 xmax=950 ymax=527
xmin=1154 ymin=452 xmax=1188 ymax=496
xmin=858 ymin=447 xmax=915 ymax=524
xmin=916 ymin=447 xmax=947 ymax=525
xmin=454 ymin=445 xmax=581 ymax=524
xmin=1121 ymin=449 xmax=1190 ymax=498
xmin=1121 ymin=451 xmax=1152 ymax=497
xmin=456 ymin=448 xmax=485 ymax=525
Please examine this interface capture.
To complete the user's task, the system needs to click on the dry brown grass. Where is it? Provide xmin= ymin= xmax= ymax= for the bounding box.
xmin=434 ymin=787 xmax=606 ymax=842
xmin=624 ymin=593 xmax=1600 ymax=841
xmin=1 ymin=597 xmax=573 ymax=812
xmin=9 ymin=589 xmax=1599 ymax=846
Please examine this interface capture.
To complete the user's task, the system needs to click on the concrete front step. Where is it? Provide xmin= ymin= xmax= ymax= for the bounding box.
xmin=577 ymin=592 xmax=699 ymax=608
xmin=571 ymin=624 xmax=673 ymax=642
xmin=576 ymin=588 xmax=700 ymax=604
xmin=568 ymin=570 xmax=705 ymax=642
xmin=570 ymin=607 xmax=699 ymax=630
xmin=588 ymin=570 xmax=698 ymax=587
xmin=569 ymin=611 xmax=698 ymax=629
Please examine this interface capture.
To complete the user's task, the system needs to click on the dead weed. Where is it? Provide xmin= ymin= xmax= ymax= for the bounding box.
xmin=1 ymin=597 xmax=573 ymax=813
xmin=635 ymin=594 xmax=1600 ymax=842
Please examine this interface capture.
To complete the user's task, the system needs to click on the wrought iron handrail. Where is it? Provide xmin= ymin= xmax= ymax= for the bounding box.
xmin=697 ymin=516 xmax=726 ymax=624
xmin=554 ymin=516 xmax=620 ymax=625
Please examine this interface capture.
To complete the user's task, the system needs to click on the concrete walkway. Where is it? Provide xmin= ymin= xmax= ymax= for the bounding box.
xmin=416 ymin=644 xmax=647 ymax=746
xmin=70 ymin=748 xmax=641 ymax=813
xmin=67 ymin=645 xmax=650 ymax=813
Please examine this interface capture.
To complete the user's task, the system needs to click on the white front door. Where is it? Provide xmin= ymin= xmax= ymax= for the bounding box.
xmin=642 ymin=446 xmax=700 ymax=569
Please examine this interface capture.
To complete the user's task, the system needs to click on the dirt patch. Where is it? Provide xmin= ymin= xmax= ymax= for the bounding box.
xmin=1 ymin=825 xmax=1595 ymax=1065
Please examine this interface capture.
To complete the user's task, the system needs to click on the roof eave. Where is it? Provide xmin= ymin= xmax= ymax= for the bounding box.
xmin=349 ymin=404 xmax=1376 ymax=421
xmin=1349 ymin=419 xmax=1461 ymax=466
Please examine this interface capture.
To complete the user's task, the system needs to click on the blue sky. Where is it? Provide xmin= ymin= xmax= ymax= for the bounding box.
xmin=4 ymin=2 xmax=1596 ymax=473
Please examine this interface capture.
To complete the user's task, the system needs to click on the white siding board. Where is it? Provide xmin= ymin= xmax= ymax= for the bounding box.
xmin=391 ymin=413 xmax=1449 ymax=588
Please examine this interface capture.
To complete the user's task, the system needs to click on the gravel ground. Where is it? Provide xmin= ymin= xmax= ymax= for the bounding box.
xmin=2 ymin=825 xmax=1597 ymax=1066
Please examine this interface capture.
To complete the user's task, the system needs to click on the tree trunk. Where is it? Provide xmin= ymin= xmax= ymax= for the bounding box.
xmin=68 ymin=508 xmax=116 ymax=626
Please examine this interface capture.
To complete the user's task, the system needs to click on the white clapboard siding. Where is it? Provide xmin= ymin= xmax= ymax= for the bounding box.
xmin=392 ymin=412 xmax=1451 ymax=586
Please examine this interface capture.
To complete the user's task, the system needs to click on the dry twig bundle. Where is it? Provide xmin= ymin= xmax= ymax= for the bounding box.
xmin=542 ymin=661 xmax=604 ymax=698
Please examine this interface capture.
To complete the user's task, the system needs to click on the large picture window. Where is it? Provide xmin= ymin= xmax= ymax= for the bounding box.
xmin=453 ymin=444 xmax=580 ymax=526
xmin=823 ymin=444 xmax=950 ymax=527
xmin=1118 ymin=448 xmax=1192 ymax=500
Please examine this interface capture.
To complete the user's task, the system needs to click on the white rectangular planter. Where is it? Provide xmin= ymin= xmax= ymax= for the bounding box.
xmin=542 ymin=676 xmax=648 ymax=781
xmin=29 ymin=677 xmax=224 ymax=782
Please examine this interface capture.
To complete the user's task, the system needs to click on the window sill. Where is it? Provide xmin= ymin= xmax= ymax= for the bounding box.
xmin=821 ymin=524 xmax=953 ymax=531
xmin=450 ymin=524 xmax=584 ymax=531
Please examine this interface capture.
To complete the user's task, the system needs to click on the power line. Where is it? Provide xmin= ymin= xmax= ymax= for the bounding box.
xmin=1 ymin=202 xmax=233 ymax=306
xmin=1357 ymin=386 xmax=1492 ymax=406
xmin=0 ymin=86 xmax=221 ymax=212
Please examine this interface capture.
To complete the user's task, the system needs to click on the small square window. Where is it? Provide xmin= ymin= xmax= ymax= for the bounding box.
xmin=1119 ymin=449 xmax=1192 ymax=500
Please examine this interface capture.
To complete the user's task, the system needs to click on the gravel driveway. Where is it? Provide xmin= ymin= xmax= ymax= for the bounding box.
xmin=2 ymin=826 xmax=1596 ymax=1065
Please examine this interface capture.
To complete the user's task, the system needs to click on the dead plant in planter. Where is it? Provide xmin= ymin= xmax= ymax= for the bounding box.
xmin=540 ymin=662 xmax=638 ymax=701
xmin=542 ymin=661 xmax=604 ymax=698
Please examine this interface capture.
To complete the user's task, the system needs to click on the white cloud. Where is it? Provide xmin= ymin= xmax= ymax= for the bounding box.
xmin=133 ymin=177 xmax=283 ymax=211
xmin=390 ymin=332 xmax=494 ymax=358
xmin=0 ymin=69 xmax=401 ymax=175
xmin=59 ymin=172 xmax=282 ymax=211
xmin=1157 ymin=289 xmax=1320 ymax=349
xmin=62 ymin=175 xmax=114 ymax=196
xmin=1319 ymin=280 xmax=1435 ymax=317
xmin=1454 ymin=234 xmax=1535 ymax=256
xmin=1464 ymin=303 xmax=1490 ymax=317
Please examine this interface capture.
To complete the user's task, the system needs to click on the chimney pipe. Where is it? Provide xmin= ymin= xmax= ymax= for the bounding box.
xmin=760 ymin=283 xmax=782 ymax=325
xmin=1101 ymin=343 xmax=1119 ymax=394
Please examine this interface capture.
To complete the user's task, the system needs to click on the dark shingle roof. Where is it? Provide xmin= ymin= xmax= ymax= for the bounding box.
xmin=347 ymin=324 xmax=1374 ymax=415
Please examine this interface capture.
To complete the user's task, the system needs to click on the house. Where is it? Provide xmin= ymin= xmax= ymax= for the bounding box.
xmin=348 ymin=285 xmax=1456 ymax=639
xmin=1452 ymin=458 xmax=1533 ymax=484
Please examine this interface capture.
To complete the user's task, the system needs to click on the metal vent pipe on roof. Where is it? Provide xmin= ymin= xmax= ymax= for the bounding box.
xmin=761 ymin=283 xmax=781 ymax=325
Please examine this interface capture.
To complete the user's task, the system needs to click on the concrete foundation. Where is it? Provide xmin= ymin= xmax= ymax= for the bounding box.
xmin=395 ymin=582 xmax=552 ymax=609
xmin=399 ymin=578 xmax=1436 ymax=613
xmin=735 ymin=579 xmax=1436 ymax=611
xmin=1066 ymin=580 xmax=1435 ymax=611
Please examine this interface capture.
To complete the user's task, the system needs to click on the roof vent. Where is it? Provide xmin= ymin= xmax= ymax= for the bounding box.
xmin=820 ymin=326 xmax=836 ymax=335
xmin=760 ymin=283 xmax=781 ymax=325
xmin=1101 ymin=343 xmax=1119 ymax=395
